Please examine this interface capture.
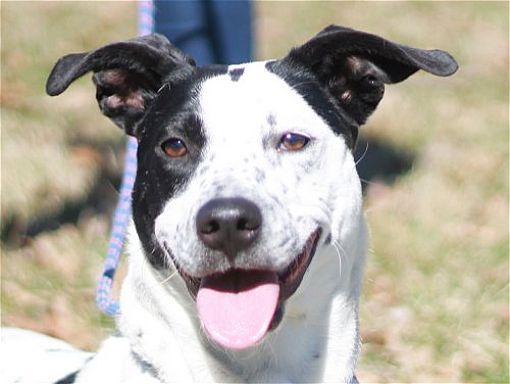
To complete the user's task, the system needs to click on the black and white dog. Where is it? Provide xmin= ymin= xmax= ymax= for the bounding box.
xmin=4 ymin=26 xmax=457 ymax=383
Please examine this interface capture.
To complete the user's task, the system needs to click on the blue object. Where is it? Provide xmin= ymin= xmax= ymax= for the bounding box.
xmin=154 ymin=0 xmax=252 ymax=65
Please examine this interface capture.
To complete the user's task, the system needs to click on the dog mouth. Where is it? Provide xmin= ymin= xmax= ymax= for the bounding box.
xmin=167 ymin=228 xmax=322 ymax=350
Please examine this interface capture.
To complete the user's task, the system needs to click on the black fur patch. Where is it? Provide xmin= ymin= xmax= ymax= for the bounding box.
xmin=130 ymin=350 xmax=160 ymax=380
xmin=228 ymin=67 xmax=245 ymax=82
xmin=54 ymin=370 xmax=78 ymax=384
xmin=132 ymin=66 xmax=228 ymax=269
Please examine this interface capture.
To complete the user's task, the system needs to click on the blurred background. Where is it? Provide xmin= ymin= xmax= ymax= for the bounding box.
xmin=1 ymin=2 xmax=508 ymax=382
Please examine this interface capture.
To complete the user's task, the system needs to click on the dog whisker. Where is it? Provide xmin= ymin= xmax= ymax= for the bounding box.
xmin=265 ymin=339 xmax=279 ymax=367
xmin=354 ymin=141 xmax=369 ymax=166
xmin=359 ymin=178 xmax=378 ymax=187
xmin=155 ymin=270 xmax=179 ymax=286
xmin=288 ymin=80 xmax=318 ymax=92
xmin=332 ymin=240 xmax=346 ymax=279
xmin=287 ymin=201 xmax=331 ymax=225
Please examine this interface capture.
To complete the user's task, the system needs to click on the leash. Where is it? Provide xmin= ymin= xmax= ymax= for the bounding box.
xmin=96 ymin=0 xmax=154 ymax=316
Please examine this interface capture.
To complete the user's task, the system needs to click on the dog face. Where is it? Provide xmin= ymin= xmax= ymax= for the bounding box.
xmin=47 ymin=26 xmax=457 ymax=351
xmin=153 ymin=61 xmax=356 ymax=276
xmin=131 ymin=61 xmax=364 ymax=350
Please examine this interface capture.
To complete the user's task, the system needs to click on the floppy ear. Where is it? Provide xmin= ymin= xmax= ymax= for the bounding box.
xmin=46 ymin=34 xmax=195 ymax=137
xmin=285 ymin=25 xmax=458 ymax=125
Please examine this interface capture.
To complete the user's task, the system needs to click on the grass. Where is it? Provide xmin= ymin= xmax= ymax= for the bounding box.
xmin=2 ymin=2 xmax=508 ymax=382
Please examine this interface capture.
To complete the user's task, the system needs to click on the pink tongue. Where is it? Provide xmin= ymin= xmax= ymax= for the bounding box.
xmin=197 ymin=270 xmax=279 ymax=350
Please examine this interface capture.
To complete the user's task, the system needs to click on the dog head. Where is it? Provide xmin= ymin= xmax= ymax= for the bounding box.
xmin=47 ymin=26 xmax=457 ymax=350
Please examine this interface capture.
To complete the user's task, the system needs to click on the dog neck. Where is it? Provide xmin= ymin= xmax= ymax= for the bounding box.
xmin=118 ymin=221 xmax=366 ymax=382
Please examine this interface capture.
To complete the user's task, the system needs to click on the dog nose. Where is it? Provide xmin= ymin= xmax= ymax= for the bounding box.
xmin=196 ymin=198 xmax=262 ymax=260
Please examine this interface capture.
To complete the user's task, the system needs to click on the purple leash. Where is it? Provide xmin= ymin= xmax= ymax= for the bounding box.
xmin=96 ymin=0 xmax=154 ymax=316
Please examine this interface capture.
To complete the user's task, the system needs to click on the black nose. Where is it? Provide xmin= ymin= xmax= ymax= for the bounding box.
xmin=196 ymin=198 xmax=262 ymax=261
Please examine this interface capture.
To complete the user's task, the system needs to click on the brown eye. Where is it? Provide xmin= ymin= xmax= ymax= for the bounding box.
xmin=162 ymin=138 xmax=188 ymax=158
xmin=278 ymin=132 xmax=310 ymax=151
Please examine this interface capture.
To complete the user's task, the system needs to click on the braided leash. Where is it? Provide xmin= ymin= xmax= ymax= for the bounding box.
xmin=95 ymin=0 xmax=154 ymax=316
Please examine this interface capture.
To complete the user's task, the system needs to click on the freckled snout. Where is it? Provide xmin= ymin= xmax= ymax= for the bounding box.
xmin=196 ymin=198 xmax=262 ymax=261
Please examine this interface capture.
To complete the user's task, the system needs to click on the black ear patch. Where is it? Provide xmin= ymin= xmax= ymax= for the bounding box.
xmin=284 ymin=25 xmax=458 ymax=126
xmin=46 ymin=34 xmax=195 ymax=137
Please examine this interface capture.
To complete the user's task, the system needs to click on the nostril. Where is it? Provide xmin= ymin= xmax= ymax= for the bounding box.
xmin=237 ymin=217 xmax=261 ymax=232
xmin=201 ymin=220 xmax=220 ymax=234
xmin=237 ymin=219 xmax=246 ymax=231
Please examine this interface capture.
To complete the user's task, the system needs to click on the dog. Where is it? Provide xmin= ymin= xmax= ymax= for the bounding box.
xmin=2 ymin=25 xmax=457 ymax=383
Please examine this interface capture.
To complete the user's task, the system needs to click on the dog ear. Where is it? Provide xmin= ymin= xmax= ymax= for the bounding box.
xmin=285 ymin=25 xmax=458 ymax=125
xmin=46 ymin=34 xmax=195 ymax=137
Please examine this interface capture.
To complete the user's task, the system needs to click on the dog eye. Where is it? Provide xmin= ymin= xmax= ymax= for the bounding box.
xmin=162 ymin=138 xmax=188 ymax=158
xmin=278 ymin=133 xmax=310 ymax=152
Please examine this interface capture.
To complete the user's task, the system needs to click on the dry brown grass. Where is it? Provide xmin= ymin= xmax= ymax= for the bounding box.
xmin=2 ymin=2 xmax=508 ymax=382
